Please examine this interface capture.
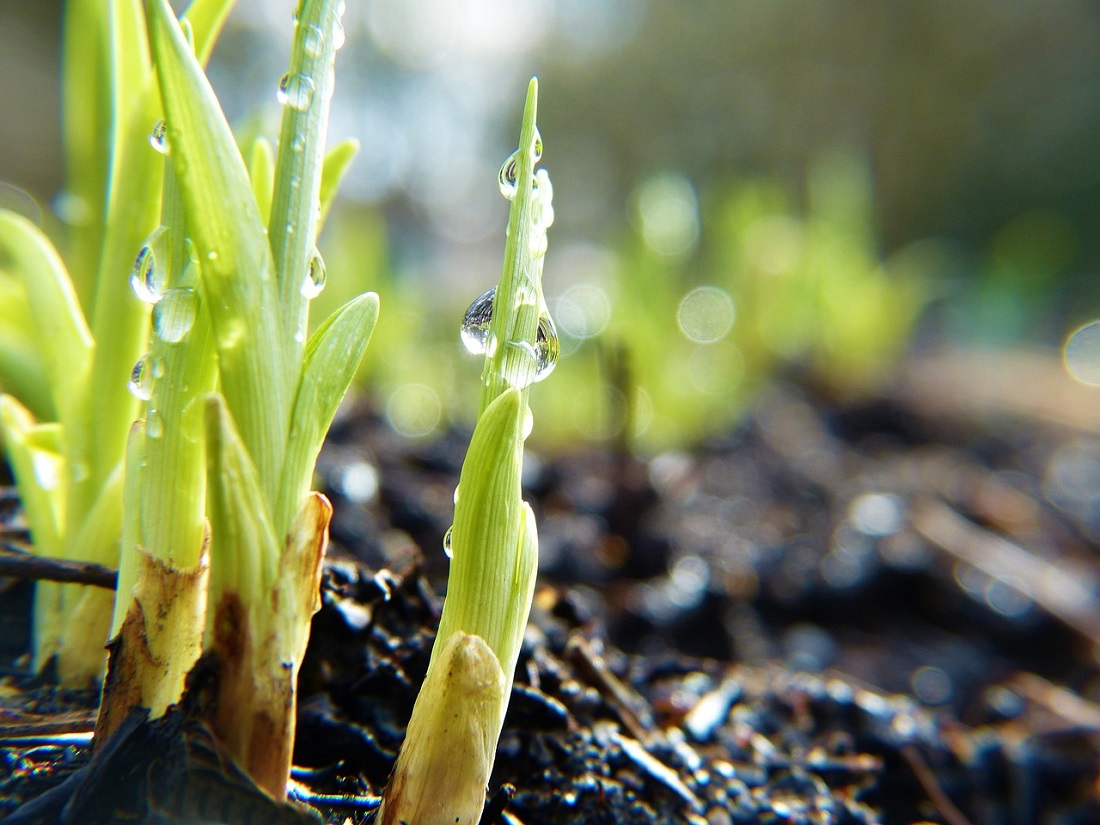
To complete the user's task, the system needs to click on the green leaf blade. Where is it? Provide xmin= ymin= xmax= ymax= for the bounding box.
xmin=276 ymin=291 xmax=378 ymax=532
xmin=0 ymin=211 xmax=92 ymax=425
xmin=146 ymin=0 xmax=291 ymax=494
xmin=269 ymin=0 xmax=345 ymax=356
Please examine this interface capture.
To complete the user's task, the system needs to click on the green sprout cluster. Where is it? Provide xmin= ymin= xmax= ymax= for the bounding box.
xmin=0 ymin=0 xmax=377 ymax=801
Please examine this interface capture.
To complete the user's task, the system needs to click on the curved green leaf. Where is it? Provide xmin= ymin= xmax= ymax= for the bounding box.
xmin=276 ymin=291 xmax=378 ymax=531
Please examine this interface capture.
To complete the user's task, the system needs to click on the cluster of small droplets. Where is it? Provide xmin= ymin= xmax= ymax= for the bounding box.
xmin=460 ymin=286 xmax=559 ymax=383
xmin=130 ymin=226 xmax=169 ymax=304
xmin=301 ymin=248 xmax=327 ymax=298
xmin=529 ymin=169 xmax=555 ymax=257
xmin=277 ymin=72 xmax=316 ymax=111
xmin=149 ymin=120 xmax=168 ymax=154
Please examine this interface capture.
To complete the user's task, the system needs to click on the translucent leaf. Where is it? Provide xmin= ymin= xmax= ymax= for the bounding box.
xmin=0 ymin=212 xmax=91 ymax=423
xmin=276 ymin=291 xmax=378 ymax=530
xmin=318 ymin=139 xmax=358 ymax=231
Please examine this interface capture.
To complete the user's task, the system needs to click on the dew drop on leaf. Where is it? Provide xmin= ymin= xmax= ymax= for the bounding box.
xmin=149 ymin=119 xmax=168 ymax=154
xmin=130 ymin=226 xmax=168 ymax=304
xmin=302 ymin=24 xmax=325 ymax=58
xmin=129 ymin=354 xmax=154 ymax=401
xmin=334 ymin=1 xmax=347 ymax=49
xmin=461 ymin=287 xmax=496 ymax=355
xmin=153 ymin=288 xmax=198 ymax=343
xmin=461 ymin=285 xmax=559 ymax=381
xmin=277 ymin=73 xmax=316 ymax=111
xmin=498 ymin=152 xmax=519 ymax=200
xmin=146 ymin=410 xmax=164 ymax=439
xmin=533 ymin=312 xmax=559 ymax=382
xmin=442 ymin=525 xmax=454 ymax=559
xmin=301 ymin=248 xmax=327 ymax=298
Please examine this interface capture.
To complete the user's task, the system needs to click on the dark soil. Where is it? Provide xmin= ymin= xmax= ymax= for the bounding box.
xmin=3 ymin=364 xmax=1100 ymax=824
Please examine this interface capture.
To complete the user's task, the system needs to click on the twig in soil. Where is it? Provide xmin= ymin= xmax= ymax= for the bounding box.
xmin=1011 ymin=672 xmax=1100 ymax=730
xmin=910 ymin=498 xmax=1100 ymax=646
xmin=900 ymin=744 xmax=974 ymax=825
xmin=566 ymin=635 xmax=654 ymax=741
xmin=479 ymin=783 xmax=515 ymax=825
xmin=286 ymin=780 xmax=380 ymax=812
xmin=0 ymin=542 xmax=118 ymax=589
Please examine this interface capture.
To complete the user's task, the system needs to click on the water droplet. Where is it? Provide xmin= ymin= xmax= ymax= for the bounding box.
xmin=461 ymin=286 xmax=559 ymax=381
xmin=130 ymin=226 xmax=169 ymax=304
xmin=334 ymin=2 xmax=347 ymax=49
xmin=302 ymin=24 xmax=324 ymax=58
xmin=532 ymin=169 xmax=555 ymax=230
xmin=146 ymin=410 xmax=164 ymax=439
xmin=533 ymin=129 xmax=543 ymax=161
xmin=534 ymin=312 xmax=559 ymax=382
xmin=301 ymin=249 xmax=326 ymax=298
xmin=150 ymin=356 xmax=166 ymax=379
xmin=498 ymin=151 xmax=519 ymax=200
xmin=461 ymin=287 xmax=496 ymax=354
xmin=129 ymin=354 xmax=154 ymax=401
xmin=149 ymin=119 xmax=168 ymax=153
xmin=442 ymin=526 xmax=454 ymax=559
xmin=153 ymin=288 xmax=198 ymax=343
xmin=277 ymin=73 xmax=316 ymax=111
xmin=291 ymin=134 xmax=306 ymax=153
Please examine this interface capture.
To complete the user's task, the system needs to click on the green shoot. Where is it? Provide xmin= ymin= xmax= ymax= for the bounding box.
xmin=378 ymin=78 xmax=552 ymax=825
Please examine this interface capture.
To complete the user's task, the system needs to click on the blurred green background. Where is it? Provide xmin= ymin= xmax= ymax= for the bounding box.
xmin=4 ymin=0 xmax=1100 ymax=447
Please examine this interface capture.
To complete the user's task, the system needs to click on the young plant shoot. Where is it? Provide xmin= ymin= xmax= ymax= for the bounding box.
xmin=378 ymin=78 xmax=555 ymax=825
xmin=95 ymin=0 xmax=376 ymax=800
xmin=0 ymin=0 xmax=235 ymax=687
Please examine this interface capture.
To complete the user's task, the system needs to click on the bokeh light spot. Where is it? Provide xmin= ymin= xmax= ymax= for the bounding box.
xmin=678 ymin=286 xmax=735 ymax=343
xmin=1064 ymin=320 xmax=1100 ymax=385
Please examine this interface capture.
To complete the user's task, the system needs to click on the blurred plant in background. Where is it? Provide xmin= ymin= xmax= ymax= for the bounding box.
xmin=4 ymin=0 xmax=1100 ymax=448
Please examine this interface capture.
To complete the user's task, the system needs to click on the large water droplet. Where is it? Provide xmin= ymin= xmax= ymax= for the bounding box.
xmin=153 ymin=288 xmax=198 ymax=343
xmin=130 ymin=226 xmax=169 ymax=304
xmin=301 ymin=248 xmax=326 ymax=298
xmin=129 ymin=354 xmax=154 ymax=401
xmin=146 ymin=410 xmax=164 ymax=439
xmin=277 ymin=73 xmax=316 ymax=111
xmin=461 ymin=287 xmax=496 ymax=354
xmin=302 ymin=24 xmax=325 ymax=58
xmin=460 ymin=286 xmax=559 ymax=381
xmin=498 ymin=151 xmax=519 ymax=200
xmin=442 ymin=525 xmax=454 ymax=559
xmin=534 ymin=312 xmax=559 ymax=382
xmin=149 ymin=119 xmax=168 ymax=154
